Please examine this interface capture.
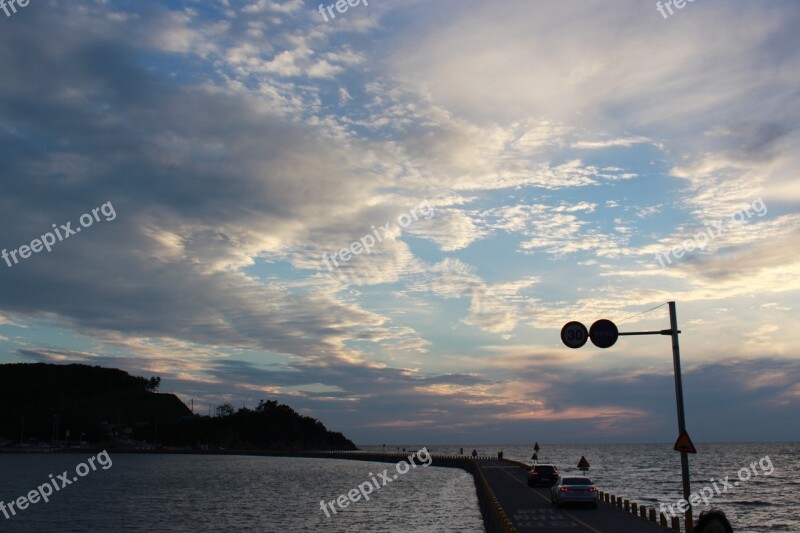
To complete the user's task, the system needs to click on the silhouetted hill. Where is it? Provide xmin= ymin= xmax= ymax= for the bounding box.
xmin=0 ymin=363 xmax=189 ymax=444
xmin=0 ymin=363 xmax=357 ymax=451
xmin=175 ymin=400 xmax=357 ymax=451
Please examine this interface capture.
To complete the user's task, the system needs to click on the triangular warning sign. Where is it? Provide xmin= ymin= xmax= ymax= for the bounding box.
xmin=577 ymin=456 xmax=590 ymax=469
xmin=673 ymin=431 xmax=697 ymax=454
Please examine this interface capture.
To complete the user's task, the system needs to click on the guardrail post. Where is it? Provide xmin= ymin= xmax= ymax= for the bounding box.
xmin=660 ymin=513 xmax=668 ymax=526
xmin=649 ymin=508 xmax=657 ymax=522
xmin=632 ymin=502 xmax=638 ymax=515
xmin=671 ymin=516 xmax=680 ymax=531
xmin=623 ymin=499 xmax=630 ymax=512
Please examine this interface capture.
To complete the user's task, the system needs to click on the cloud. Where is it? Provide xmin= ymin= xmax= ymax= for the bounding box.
xmin=2 ymin=0 xmax=799 ymax=444
xmin=572 ymin=136 xmax=652 ymax=149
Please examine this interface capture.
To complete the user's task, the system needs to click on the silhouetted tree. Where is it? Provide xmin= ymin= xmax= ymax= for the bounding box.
xmin=216 ymin=403 xmax=235 ymax=417
xmin=146 ymin=377 xmax=161 ymax=392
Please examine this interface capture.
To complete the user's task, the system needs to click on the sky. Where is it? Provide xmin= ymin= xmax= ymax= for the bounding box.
xmin=1 ymin=0 xmax=799 ymax=445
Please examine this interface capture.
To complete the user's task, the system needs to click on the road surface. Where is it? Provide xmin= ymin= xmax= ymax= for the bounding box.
xmin=477 ymin=460 xmax=672 ymax=532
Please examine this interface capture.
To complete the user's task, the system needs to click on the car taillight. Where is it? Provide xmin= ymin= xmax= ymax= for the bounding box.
xmin=588 ymin=487 xmax=597 ymax=493
xmin=530 ymin=472 xmax=538 ymax=475
xmin=560 ymin=487 xmax=569 ymax=492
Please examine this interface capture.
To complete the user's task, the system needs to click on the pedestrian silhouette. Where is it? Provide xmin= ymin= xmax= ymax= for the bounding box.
xmin=471 ymin=449 xmax=478 ymax=458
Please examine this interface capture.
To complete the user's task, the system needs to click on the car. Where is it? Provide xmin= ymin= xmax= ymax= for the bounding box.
xmin=527 ymin=463 xmax=559 ymax=487
xmin=550 ymin=476 xmax=598 ymax=508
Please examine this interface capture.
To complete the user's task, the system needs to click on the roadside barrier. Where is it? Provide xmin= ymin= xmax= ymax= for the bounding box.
xmin=598 ymin=490 xmax=689 ymax=532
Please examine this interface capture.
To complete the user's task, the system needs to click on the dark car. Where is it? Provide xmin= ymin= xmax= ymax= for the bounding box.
xmin=527 ymin=464 xmax=559 ymax=487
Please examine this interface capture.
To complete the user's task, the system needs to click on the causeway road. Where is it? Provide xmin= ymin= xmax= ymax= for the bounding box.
xmin=477 ymin=460 xmax=673 ymax=532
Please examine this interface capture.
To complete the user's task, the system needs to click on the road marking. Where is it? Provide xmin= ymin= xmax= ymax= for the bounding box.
xmin=514 ymin=508 xmax=577 ymax=528
xmin=492 ymin=465 xmax=603 ymax=533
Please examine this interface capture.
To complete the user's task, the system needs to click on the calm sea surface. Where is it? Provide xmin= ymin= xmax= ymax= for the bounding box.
xmin=0 ymin=453 xmax=483 ymax=532
xmin=0 ymin=442 xmax=796 ymax=532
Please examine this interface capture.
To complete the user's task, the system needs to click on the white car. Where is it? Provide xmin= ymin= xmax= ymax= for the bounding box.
xmin=550 ymin=476 xmax=598 ymax=508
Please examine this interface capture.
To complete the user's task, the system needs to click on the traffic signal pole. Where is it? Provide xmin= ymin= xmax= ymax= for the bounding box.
xmin=669 ymin=301 xmax=693 ymax=531
xmin=562 ymin=300 xmax=694 ymax=531
xmin=622 ymin=301 xmax=693 ymax=529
